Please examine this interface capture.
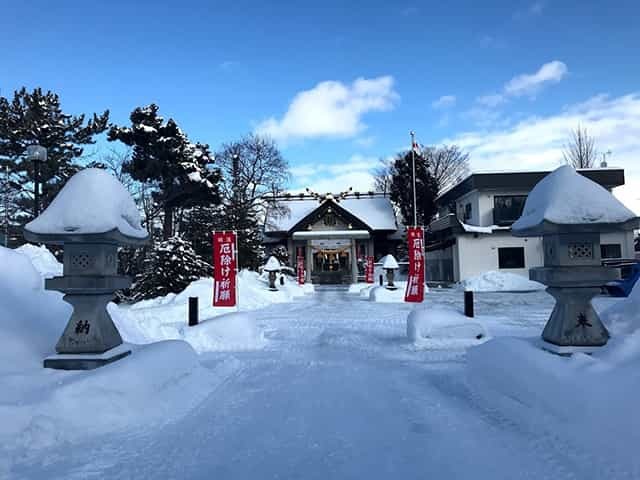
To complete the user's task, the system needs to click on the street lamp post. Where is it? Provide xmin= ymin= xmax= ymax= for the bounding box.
xmin=25 ymin=145 xmax=47 ymax=218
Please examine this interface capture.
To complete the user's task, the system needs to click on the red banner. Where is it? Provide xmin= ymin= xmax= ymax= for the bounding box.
xmin=213 ymin=231 xmax=237 ymax=307
xmin=365 ymin=255 xmax=374 ymax=283
xmin=297 ymin=247 xmax=305 ymax=285
xmin=404 ymin=227 xmax=425 ymax=303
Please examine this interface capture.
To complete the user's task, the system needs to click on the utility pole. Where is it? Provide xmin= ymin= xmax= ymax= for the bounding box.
xmin=410 ymin=131 xmax=417 ymax=226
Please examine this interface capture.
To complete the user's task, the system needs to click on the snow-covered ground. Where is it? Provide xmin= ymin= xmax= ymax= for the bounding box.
xmin=2 ymin=245 xmax=640 ymax=479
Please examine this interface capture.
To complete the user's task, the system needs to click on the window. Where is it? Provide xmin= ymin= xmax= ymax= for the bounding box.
xmin=498 ymin=247 xmax=525 ymax=269
xmin=493 ymin=196 xmax=527 ymax=226
xmin=601 ymin=243 xmax=622 ymax=259
xmin=463 ymin=203 xmax=472 ymax=221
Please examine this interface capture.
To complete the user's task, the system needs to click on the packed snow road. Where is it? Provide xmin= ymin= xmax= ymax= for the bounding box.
xmin=9 ymin=287 xmax=619 ymax=479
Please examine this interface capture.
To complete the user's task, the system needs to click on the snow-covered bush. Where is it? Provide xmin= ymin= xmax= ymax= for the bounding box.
xmin=131 ymin=236 xmax=212 ymax=301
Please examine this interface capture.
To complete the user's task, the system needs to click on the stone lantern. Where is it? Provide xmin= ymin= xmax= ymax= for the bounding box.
xmin=263 ymin=256 xmax=281 ymax=291
xmin=382 ymin=254 xmax=399 ymax=290
xmin=23 ymin=169 xmax=149 ymax=369
xmin=512 ymin=166 xmax=638 ymax=354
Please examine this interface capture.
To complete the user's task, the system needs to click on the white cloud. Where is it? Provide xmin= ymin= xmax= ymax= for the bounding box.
xmin=476 ymin=93 xmax=505 ymax=108
xmin=514 ymin=1 xmax=545 ymax=19
xmin=290 ymin=154 xmax=380 ymax=193
xmin=473 ymin=60 xmax=568 ymax=113
xmin=256 ymin=76 xmax=399 ymax=143
xmin=504 ymin=60 xmax=568 ymax=97
xmin=432 ymin=95 xmax=457 ymax=109
xmin=445 ymin=93 xmax=640 ymax=214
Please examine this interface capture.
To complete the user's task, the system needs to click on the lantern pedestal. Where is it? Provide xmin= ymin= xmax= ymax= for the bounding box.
xmin=44 ymin=343 xmax=132 ymax=370
xmin=530 ymin=266 xmax=616 ymax=353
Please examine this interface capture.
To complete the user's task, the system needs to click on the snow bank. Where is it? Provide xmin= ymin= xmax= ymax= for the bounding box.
xmin=15 ymin=243 xmax=63 ymax=282
xmin=601 ymin=279 xmax=640 ymax=335
xmin=461 ymin=271 xmax=545 ymax=292
xmin=368 ymin=282 xmax=429 ymax=302
xmin=182 ymin=312 xmax=266 ymax=353
xmin=467 ymin=336 xmax=640 ymax=469
xmin=407 ymin=307 xmax=486 ymax=346
xmin=0 ymin=246 xmax=69 ymax=373
xmin=0 ymin=341 xmax=221 ymax=454
xmin=25 ymin=168 xmax=147 ymax=239
xmin=513 ymin=165 xmax=636 ymax=231
xmin=116 ymin=270 xmax=310 ymax=351
xmin=0 ymin=246 xmax=224 ymax=462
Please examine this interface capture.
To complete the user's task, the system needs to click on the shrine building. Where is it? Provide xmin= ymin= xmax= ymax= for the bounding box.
xmin=263 ymin=191 xmax=402 ymax=284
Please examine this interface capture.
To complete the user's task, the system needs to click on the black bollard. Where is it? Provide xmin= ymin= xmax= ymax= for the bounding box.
xmin=464 ymin=290 xmax=474 ymax=318
xmin=280 ymin=275 xmax=285 ymax=286
xmin=188 ymin=297 xmax=199 ymax=326
xmin=379 ymin=274 xmax=383 ymax=286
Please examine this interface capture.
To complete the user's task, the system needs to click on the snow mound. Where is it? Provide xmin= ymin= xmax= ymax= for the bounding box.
xmin=0 ymin=246 xmax=70 ymax=373
xmin=513 ymin=165 xmax=637 ymax=231
xmin=407 ymin=307 xmax=486 ymax=345
xmin=15 ymin=243 xmax=63 ymax=283
xmin=182 ymin=312 xmax=266 ymax=353
xmin=116 ymin=270 xmax=309 ymax=351
xmin=462 ymin=271 xmax=545 ymax=292
xmin=467 ymin=336 xmax=640 ymax=468
xmin=601 ymin=279 xmax=640 ymax=335
xmin=26 ymin=168 xmax=148 ymax=239
xmin=0 ymin=341 xmax=220 ymax=453
xmin=368 ymin=282 xmax=429 ymax=302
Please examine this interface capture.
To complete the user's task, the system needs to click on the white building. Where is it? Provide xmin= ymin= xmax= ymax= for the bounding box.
xmin=426 ymin=168 xmax=635 ymax=283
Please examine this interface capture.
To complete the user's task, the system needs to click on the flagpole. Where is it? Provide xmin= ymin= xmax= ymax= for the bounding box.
xmin=410 ymin=131 xmax=417 ymax=227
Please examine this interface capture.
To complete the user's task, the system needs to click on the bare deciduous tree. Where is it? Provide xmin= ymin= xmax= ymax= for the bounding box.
xmin=562 ymin=125 xmax=598 ymax=169
xmin=374 ymin=145 xmax=470 ymax=195
xmin=373 ymin=157 xmax=393 ymax=194
xmin=424 ymin=145 xmax=470 ymax=192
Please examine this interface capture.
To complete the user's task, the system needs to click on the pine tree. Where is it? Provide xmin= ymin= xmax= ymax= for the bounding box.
xmin=108 ymin=104 xmax=221 ymax=239
xmin=271 ymin=245 xmax=290 ymax=266
xmin=180 ymin=204 xmax=225 ymax=262
xmin=389 ymin=151 xmax=439 ymax=227
xmin=0 ymin=87 xmax=109 ymax=222
xmin=131 ymin=236 xmax=212 ymax=300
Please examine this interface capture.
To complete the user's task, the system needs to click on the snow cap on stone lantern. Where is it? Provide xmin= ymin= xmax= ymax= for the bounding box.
xmin=382 ymin=254 xmax=399 ymax=270
xmin=512 ymin=165 xmax=637 ymax=237
xmin=263 ymin=256 xmax=282 ymax=272
xmin=25 ymin=168 xmax=148 ymax=244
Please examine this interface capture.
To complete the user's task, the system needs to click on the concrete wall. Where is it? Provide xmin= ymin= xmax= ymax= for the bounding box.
xmin=456 ymin=233 xmax=544 ymax=280
xmin=601 ymin=231 xmax=636 ymax=259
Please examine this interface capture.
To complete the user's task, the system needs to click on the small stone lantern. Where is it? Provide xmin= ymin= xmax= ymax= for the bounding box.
xmin=512 ymin=166 xmax=638 ymax=354
xmin=23 ymin=169 xmax=148 ymax=369
xmin=263 ymin=256 xmax=281 ymax=291
xmin=382 ymin=254 xmax=399 ymax=290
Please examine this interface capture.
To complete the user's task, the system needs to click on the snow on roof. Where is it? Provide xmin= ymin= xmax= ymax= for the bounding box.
xmin=265 ymin=196 xmax=397 ymax=232
xmin=26 ymin=168 xmax=148 ymax=240
xmin=512 ymin=165 xmax=637 ymax=233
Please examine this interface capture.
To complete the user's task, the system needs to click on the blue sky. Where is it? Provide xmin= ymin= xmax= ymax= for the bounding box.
xmin=1 ymin=0 xmax=639 ymax=211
